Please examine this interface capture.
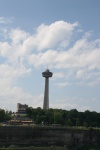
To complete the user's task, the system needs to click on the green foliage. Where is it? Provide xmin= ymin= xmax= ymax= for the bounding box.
xmin=54 ymin=111 xmax=63 ymax=124
xmin=0 ymin=109 xmax=11 ymax=122
xmin=0 ymin=106 xmax=100 ymax=128
xmin=78 ymin=144 xmax=100 ymax=150
xmin=26 ymin=107 xmax=100 ymax=128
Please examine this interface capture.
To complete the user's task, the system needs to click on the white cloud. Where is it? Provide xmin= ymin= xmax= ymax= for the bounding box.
xmin=56 ymin=82 xmax=71 ymax=88
xmin=1 ymin=21 xmax=100 ymax=72
xmin=53 ymin=72 xmax=65 ymax=79
xmin=50 ymin=97 xmax=93 ymax=112
xmin=9 ymin=28 xmax=29 ymax=44
xmin=0 ymin=20 xmax=100 ymax=111
xmin=35 ymin=21 xmax=78 ymax=50
xmin=79 ymin=106 xmax=92 ymax=112
xmin=0 ymin=17 xmax=13 ymax=24
xmin=76 ymin=69 xmax=84 ymax=77
xmin=27 ymin=33 xmax=100 ymax=86
xmin=1 ymin=20 xmax=78 ymax=61
xmin=27 ymin=36 xmax=100 ymax=70
xmin=0 ymin=63 xmax=31 ymax=78
xmin=0 ymin=85 xmax=43 ymax=111
xmin=0 ymin=63 xmax=31 ymax=93
xmin=0 ymin=42 xmax=12 ymax=57
xmin=51 ymin=102 xmax=78 ymax=110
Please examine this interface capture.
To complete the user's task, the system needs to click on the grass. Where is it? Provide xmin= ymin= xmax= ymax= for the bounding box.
xmin=78 ymin=145 xmax=100 ymax=150
xmin=0 ymin=146 xmax=67 ymax=150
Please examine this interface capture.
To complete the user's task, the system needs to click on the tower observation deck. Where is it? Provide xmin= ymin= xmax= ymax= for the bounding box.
xmin=42 ymin=69 xmax=53 ymax=110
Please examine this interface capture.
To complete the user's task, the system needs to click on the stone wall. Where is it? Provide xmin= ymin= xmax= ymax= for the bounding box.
xmin=0 ymin=126 xmax=100 ymax=149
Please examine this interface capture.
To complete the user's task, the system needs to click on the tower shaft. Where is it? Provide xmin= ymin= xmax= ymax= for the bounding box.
xmin=43 ymin=78 xmax=49 ymax=110
xmin=42 ymin=68 xmax=53 ymax=110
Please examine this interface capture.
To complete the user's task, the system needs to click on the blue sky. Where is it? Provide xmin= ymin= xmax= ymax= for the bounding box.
xmin=0 ymin=0 xmax=100 ymax=112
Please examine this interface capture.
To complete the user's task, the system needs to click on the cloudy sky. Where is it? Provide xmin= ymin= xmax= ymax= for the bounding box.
xmin=0 ymin=0 xmax=100 ymax=112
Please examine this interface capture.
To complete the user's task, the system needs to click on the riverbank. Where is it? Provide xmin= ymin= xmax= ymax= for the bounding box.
xmin=0 ymin=146 xmax=67 ymax=150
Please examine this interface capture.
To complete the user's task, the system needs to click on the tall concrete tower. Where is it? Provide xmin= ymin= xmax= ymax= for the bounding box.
xmin=42 ymin=68 xmax=53 ymax=110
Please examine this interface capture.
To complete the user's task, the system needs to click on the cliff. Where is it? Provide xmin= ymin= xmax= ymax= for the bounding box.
xmin=0 ymin=126 xmax=100 ymax=149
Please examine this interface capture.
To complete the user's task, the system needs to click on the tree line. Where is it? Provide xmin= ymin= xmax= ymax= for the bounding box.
xmin=26 ymin=107 xmax=100 ymax=127
xmin=0 ymin=107 xmax=100 ymax=128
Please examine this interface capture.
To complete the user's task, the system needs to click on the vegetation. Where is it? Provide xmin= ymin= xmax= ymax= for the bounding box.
xmin=0 ymin=146 xmax=66 ymax=150
xmin=0 ymin=109 xmax=11 ymax=122
xmin=0 ymin=107 xmax=100 ymax=150
xmin=78 ymin=145 xmax=100 ymax=150
xmin=26 ymin=107 xmax=100 ymax=127
xmin=0 ymin=107 xmax=100 ymax=128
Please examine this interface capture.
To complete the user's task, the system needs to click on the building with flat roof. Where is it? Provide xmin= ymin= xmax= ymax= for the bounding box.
xmin=17 ymin=103 xmax=28 ymax=114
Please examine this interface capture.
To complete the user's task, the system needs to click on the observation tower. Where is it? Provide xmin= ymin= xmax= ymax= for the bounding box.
xmin=42 ymin=68 xmax=53 ymax=110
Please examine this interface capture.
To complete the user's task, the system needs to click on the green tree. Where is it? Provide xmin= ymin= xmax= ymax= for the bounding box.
xmin=26 ymin=107 xmax=33 ymax=118
xmin=68 ymin=109 xmax=78 ymax=126
xmin=54 ymin=111 xmax=63 ymax=124
xmin=0 ymin=109 xmax=11 ymax=122
xmin=0 ymin=109 xmax=5 ymax=122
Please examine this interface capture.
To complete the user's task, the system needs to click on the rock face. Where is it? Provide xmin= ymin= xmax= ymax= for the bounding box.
xmin=0 ymin=126 xmax=100 ymax=149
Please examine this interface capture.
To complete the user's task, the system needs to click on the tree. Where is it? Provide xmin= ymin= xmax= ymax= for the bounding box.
xmin=26 ymin=107 xmax=33 ymax=118
xmin=26 ymin=107 xmax=100 ymax=127
xmin=54 ymin=111 xmax=63 ymax=124
xmin=0 ymin=109 xmax=11 ymax=122
xmin=0 ymin=109 xmax=5 ymax=122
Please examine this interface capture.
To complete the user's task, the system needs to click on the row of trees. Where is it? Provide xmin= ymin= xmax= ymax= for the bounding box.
xmin=26 ymin=107 xmax=100 ymax=127
xmin=0 ymin=107 xmax=100 ymax=128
